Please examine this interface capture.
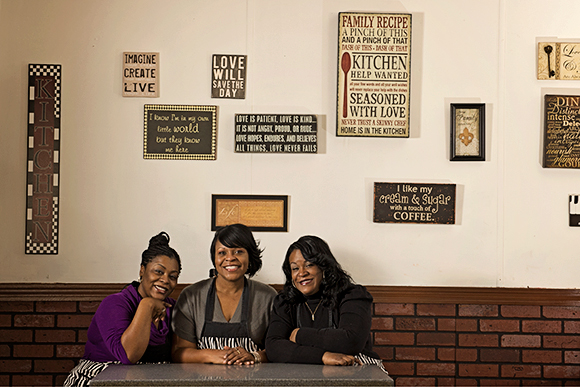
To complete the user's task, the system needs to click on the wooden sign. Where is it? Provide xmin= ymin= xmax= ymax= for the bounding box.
xmin=211 ymin=195 xmax=288 ymax=232
xmin=543 ymin=95 xmax=580 ymax=168
xmin=374 ymin=182 xmax=456 ymax=224
xmin=538 ymin=42 xmax=580 ymax=80
xmin=26 ymin=64 xmax=62 ymax=254
xmin=123 ymin=52 xmax=159 ymax=97
xmin=337 ymin=12 xmax=412 ymax=138
xmin=212 ymin=54 xmax=246 ymax=99
xmin=144 ymin=105 xmax=217 ymax=160
xmin=234 ymin=114 xmax=317 ymax=153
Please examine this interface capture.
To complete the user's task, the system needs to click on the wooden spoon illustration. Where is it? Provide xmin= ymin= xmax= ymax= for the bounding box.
xmin=341 ymin=52 xmax=351 ymax=118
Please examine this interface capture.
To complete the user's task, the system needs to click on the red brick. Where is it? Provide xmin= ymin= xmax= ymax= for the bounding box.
xmin=0 ymin=376 xmax=8 ymax=386
xmin=374 ymin=303 xmax=414 ymax=316
xmin=456 ymin=319 xmax=478 ymax=332
xmin=522 ymin=350 xmax=562 ymax=364
xmin=34 ymin=359 xmax=75 ymax=373
xmin=459 ymin=333 xmax=498 ymax=347
xmin=36 ymin=301 xmax=77 ymax=313
xmin=454 ymin=379 xmax=477 ymax=386
xmin=501 ymin=334 xmax=541 ymax=348
xmin=483 ymin=379 xmax=520 ymax=386
xmin=501 ymin=305 xmax=541 ymax=318
xmin=396 ymin=377 xmax=436 ymax=386
xmin=0 ymin=329 xmax=33 ymax=342
xmin=396 ymin=347 xmax=435 ymax=361
xmin=565 ymin=321 xmax=580 ymax=334
xmin=56 ymin=344 xmax=85 ymax=358
xmin=0 ymin=345 xmax=10 ymax=357
xmin=416 ymin=332 xmax=455 ymax=346
xmin=456 ymin=348 xmax=478 ymax=362
xmin=501 ymin=364 xmax=541 ymax=378
xmin=544 ymin=306 xmax=580 ymax=319
xmin=373 ymin=346 xmax=393 ymax=361
xmin=417 ymin=362 xmax=455 ymax=376
xmin=436 ymin=377 xmax=458 ymax=386
xmin=565 ymin=351 xmax=580 ymax=364
xmin=55 ymin=374 xmax=68 ymax=386
xmin=458 ymin=363 xmax=499 ymax=377
xmin=416 ymin=304 xmax=455 ymax=316
xmin=79 ymin=301 xmax=101 ymax=313
xmin=544 ymin=365 xmax=580 ymax=379
xmin=14 ymin=314 xmax=54 ymax=328
xmin=0 ymin=302 xmax=33 ymax=313
xmin=13 ymin=344 xmax=53 ymax=358
xmin=35 ymin=329 xmax=76 ymax=343
xmin=12 ymin=374 xmax=53 ymax=386
xmin=0 ymin=359 xmax=32 ymax=372
xmin=382 ymin=361 xmax=414 ymax=376
xmin=0 ymin=315 xmax=11 ymax=327
xmin=395 ymin=317 xmax=435 ymax=331
xmin=544 ymin=335 xmax=580 ymax=349
xmin=480 ymin=319 xmax=520 ymax=332
xmin=437 ymin=318 xmax=456 ymax=331
xmin=374 ymin=332 xmax=414 ymax=346
xmin=522 ymin=320 xmax=561 ymax=334
xmin=78 ymin=329 xmax=88 ymax=343
xmin=459 ymin=304 xmax=498 ymax=317
xmin=57 ymin=314 xmax=93 ymax=328
xmin=438 ymin=348 xmax=455 ymax=361
xmin=371 ymin=317 xmax=393 ymax=330
xmin=480 ymin=348 xmax=520 ymax=362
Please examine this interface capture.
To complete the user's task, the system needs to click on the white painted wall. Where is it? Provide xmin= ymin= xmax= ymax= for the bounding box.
xmin=1 ymin=0 xmax=579 ymax=288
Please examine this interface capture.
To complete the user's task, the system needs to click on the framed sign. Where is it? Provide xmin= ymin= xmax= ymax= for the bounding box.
xmin=234 ymin=114 xmax=317 ymax=153
xmin=570 ymin=195 xmax=580 ymax=227
xmin=144 ymin=105 xmax=217 ymax=160
xmin=337 ymin=12 xmax=412 ymax=138
xmin=373 ymin=182 xmax=456 ymax=225
xmin=123 ymin=52 xmax=159 ymax=97
xmin=543 ymin=95 xmax=580 ymax=168
xmin=211 ymin=194 xmax=288 ymax=232
xmin=450 ymin=103 xmax=485 ymax=161
xmin=538 ymin=42 xmax=580 ymax=80
xmin=212 ymin=54 xmax=246 ymax=99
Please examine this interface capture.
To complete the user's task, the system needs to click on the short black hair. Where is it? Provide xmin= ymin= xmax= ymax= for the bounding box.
xmin=141 ymin=231 xmax=182 ymax=272
xmin=210 ymin=224 xmax=263 ymax=277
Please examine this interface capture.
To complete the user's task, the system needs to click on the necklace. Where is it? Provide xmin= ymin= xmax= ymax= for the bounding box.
xmin=305 ymin=300 xmax=322 ymax=321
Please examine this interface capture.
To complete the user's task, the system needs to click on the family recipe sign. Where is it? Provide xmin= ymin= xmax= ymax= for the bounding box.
xmin=337 ymin=12 xmax=411 ymax=138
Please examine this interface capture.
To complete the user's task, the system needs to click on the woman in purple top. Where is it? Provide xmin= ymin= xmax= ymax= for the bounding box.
xmin=63 ymin=232 xmax=182 ymax=386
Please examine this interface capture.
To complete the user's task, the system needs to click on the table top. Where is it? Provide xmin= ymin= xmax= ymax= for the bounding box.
xmin=90 ymin=363 xmax=393 ymax=386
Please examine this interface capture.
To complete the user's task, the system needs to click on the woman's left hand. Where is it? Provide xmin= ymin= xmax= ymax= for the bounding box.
xmin=223 ymin=346 xmax=255 ymax=365
xmin=289 ymin=328 xmax=299 ymax=343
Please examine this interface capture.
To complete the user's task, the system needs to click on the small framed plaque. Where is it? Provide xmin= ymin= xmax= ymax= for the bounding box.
xmin=543 ymin=95 xmax=580 ymax=168
xmin=450 ymin=103 xmax=485 ymax=161
xmin=211 ymin=194 xmax=288 ymax=232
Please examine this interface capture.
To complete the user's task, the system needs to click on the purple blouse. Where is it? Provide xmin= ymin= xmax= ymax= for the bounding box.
xmin=82 ymin=282 xmax=175 ymax=364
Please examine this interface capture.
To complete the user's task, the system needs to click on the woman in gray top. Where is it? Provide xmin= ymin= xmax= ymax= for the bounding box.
xmin=172 ymin=224 xmax=277 ymax=365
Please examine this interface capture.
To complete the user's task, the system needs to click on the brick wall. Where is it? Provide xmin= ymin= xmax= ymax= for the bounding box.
xmin=1 ymin=284 xmax=580 ymax=386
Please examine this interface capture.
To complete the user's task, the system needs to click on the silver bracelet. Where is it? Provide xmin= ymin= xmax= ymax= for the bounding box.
xmin=251 ymin=351 xmax=261 ymax=363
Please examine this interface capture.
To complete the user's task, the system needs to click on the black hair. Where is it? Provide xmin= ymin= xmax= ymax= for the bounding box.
xmin=141 ymin=231 xmax=182 ymax=273
xmin=210 ymin=223 xmax=263 ymax=277
xmin=281 ymin=235 xmax=353 ymax=309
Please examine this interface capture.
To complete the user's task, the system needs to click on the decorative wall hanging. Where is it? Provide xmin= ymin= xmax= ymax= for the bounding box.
xmin=538 ymin=42 xmax=580 ymax=80
xmin=212 ymin=54 xmax=246 ymax=99
xmin=123 ymin=52 xmax=159 ymax=97
xmin=373 ymin=182 xmax=456 ymax=224
xmin=234 ymin=114 xmax=317 ymax=153
xmin=25 ymin=64 xmax=61 ymax=254
xmin=337 ymin=12 xmax=411 ymax=138
xmin=211 ymin=194 xmax=288 ymax=232
xmin=543 ymin=95 xmax=580 ymax=168
xmin=450 ymin=103 xmax=485 ymax=161
xmin=144 ymin=105 xmax=217 ymax=160
xmin=570 ymin=195 xmax=580 ymax=227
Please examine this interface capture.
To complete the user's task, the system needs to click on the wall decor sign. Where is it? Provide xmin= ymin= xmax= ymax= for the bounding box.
xmin=570 ymin=195 xmax=580 ymax=227
xmin=144 ymin=105 xmax=217 ymax=160
xmin=212 ymin=54 xmax=246 ymax=99
xmin=123 ymin=52 xmax=159 ymax=97
xmin=538 ymin=42 xmax=580 ymax=80
xmin=337 ymin=12 xmax=411 ymax=138
xmin=25 ymin=64 xmax=61 ymax=254
xmin=211 ymin=194 xmax=288 ymax=232
xmin=373 ymin=182 xmax=456 ymax=224
xmin=234 ymin=114 xmax=317 ymax=153
xmin=450 ymin=103 xmax=485 ymax=161
xmin=543 ymin=95 xmax=580 ymax=168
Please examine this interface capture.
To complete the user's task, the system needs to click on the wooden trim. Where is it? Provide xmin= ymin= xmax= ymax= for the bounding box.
xmin=1 ymin=283 xmax=580 ymax=306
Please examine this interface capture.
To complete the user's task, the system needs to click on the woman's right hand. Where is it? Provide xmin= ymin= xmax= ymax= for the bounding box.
xmin=140 ymin=297 xmax=172 ymax=324
xmin=322 ymin=351 xmax=361 ymax=366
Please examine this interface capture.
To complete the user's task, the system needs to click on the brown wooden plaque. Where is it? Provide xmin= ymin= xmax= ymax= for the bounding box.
xmin=123 ymin=52 xmax=159 ymax=97
xmin=538 ymin=42 xmax=580 ymax=80
xmin=374 ymin=182 xmax=455 ymax=224
xmin=543 ymin=95 xmax=580 ymax=168
xmin=211 ymin=195 xmax=288 ymax=232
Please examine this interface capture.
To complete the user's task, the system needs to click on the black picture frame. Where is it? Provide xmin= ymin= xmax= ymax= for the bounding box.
xmin=450 ymin=103 xmax=485 ymax=161
xmin=211 ymin=194 xmax=288 ymax=232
